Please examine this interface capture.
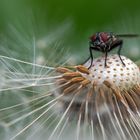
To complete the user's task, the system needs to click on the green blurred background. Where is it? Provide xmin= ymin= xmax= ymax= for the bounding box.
xmin=0 ymin=0 xmax=140 ymax=62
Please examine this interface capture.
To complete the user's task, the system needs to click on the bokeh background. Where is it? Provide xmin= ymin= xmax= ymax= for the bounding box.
xmin=0 ymin=0 xmax=140 ymax=139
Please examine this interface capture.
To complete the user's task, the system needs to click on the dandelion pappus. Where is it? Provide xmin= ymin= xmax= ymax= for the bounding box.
xmin=88 ymin=32 xmax=139 ymax=68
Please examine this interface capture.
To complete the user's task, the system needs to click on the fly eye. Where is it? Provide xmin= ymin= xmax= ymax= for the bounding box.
xmin=100 ymin=33 xmax=108 ymax=42
xmin=90 ymin=35 xmax=96 ymax=41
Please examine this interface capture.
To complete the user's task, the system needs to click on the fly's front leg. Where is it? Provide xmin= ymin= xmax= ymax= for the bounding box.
xmin=104 ymin=51 xmax=108 ymax=67
xmin=88 ymin=46 xmax=94 ymax=69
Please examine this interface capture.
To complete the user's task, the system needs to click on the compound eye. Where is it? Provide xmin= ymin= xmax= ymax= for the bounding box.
xmin=90 ymin=34 xmax=96 ymax=41
xmin=100 ymin=32 xmax=108 ymax=42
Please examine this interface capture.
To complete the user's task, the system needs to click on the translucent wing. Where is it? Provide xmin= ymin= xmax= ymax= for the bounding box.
xmin=116 ymin=34 xmax=140 ymax=38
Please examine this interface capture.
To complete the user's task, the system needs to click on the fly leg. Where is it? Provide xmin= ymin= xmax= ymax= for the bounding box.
xmin=88 ymin=46 xmax=93 ymax=69
xmin=117 ymin=41 xmax=125 ymax=66
xmin=104 ymin=51 xmax=108 ymax=67
xmin=109 ymin=39 xmax=125 ymax=66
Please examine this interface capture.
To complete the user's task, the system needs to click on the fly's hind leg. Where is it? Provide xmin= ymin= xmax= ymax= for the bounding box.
xmin=117 ymin=41 xmax=125 ymax=66
xmin=110 ymin=39 xmax=125 ymax=66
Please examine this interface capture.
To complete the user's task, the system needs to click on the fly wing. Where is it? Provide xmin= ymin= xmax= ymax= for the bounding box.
xmin=116 ymin=34 xmax=140 ymax=38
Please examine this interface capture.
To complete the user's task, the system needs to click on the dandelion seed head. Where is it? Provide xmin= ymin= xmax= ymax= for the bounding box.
xmin=83 ymin=54 xmax=140 ymax=90
xmin=56 ymin=54 xmax=140 ymax=133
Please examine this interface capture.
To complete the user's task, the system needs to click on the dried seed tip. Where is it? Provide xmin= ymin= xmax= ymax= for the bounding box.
xmin=63 ymin=72 xmax=81 ymax=79
xmin=103 ymin=80 xmax=112 ymax=88
xmin=76 ymin=65 xmax=90 ymax=74
xmin=124 ymin=91 xmax=138 ymax=112
xmin=112 ymin=88 xmax=124 ymax=101
xmin=103 ymin=80 xmax=124 ymax=101
xmin=70 ymin=77 xmax=85 ymax=84
xmin=81 ymin=79 xmax=91 ymax=86
xmin=87 ymin=88 xmax=94 ymax=99
xmin=93 ymin=81 xmax=98 ymax=87
xmin=56 ymin=67 xmax=71 ymax=73
xmin=63 ymin=84 xmax=77 ymax=94
xmin=56 ymin=78 xmax=68 ymax=84
xmin=98 ymin=87 xmax=105 ymax=99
